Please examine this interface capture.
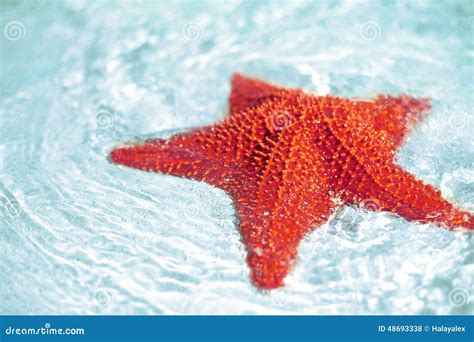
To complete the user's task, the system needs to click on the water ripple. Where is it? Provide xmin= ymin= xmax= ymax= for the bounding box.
xmin=1 ymin=0 xmax=473 ymax=315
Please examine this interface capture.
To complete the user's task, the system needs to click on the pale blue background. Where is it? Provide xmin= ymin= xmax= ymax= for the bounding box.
xmin=0 ymin=0 xmax=473 ymax=314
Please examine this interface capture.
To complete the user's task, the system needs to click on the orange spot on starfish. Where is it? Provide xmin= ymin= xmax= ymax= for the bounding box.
xmin=110 ymin=73 xmax=474 ymax=289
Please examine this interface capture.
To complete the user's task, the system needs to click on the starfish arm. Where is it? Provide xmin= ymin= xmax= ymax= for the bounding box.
xmin=354 ymin=163 xmax=474 ymax=230
xmin=109 ymin=96 xmax=294 ymax=193
xmin=372 ymin=95 xmax=431 ymax=148
xmin=323 ymin=95 xmax=430 ymax=162
xmin=321 ymin=97 xmax=472 ymax=230
xmin=229 ymin=73 xmax=286 ymax=115
xmin=241 ymin=123 xmax=336 ymax=289
xmin=109 ymin=132 xmax=236 ymax=185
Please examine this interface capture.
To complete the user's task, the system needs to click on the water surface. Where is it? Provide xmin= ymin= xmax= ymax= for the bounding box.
xmin=0 ymin=0 xmax=473 ymax=314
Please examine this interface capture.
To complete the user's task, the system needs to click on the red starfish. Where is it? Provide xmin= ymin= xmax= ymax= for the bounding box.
xmin=110 ymin=73 xmax=474 ymax=289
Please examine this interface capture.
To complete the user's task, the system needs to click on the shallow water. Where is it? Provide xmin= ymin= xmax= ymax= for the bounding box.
xmin=0 ymin=0 xmax=473 ymax=314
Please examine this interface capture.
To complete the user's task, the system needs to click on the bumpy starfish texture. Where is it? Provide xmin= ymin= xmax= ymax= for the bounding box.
xmin=110 ymin=73 xmax=474 ymax=289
